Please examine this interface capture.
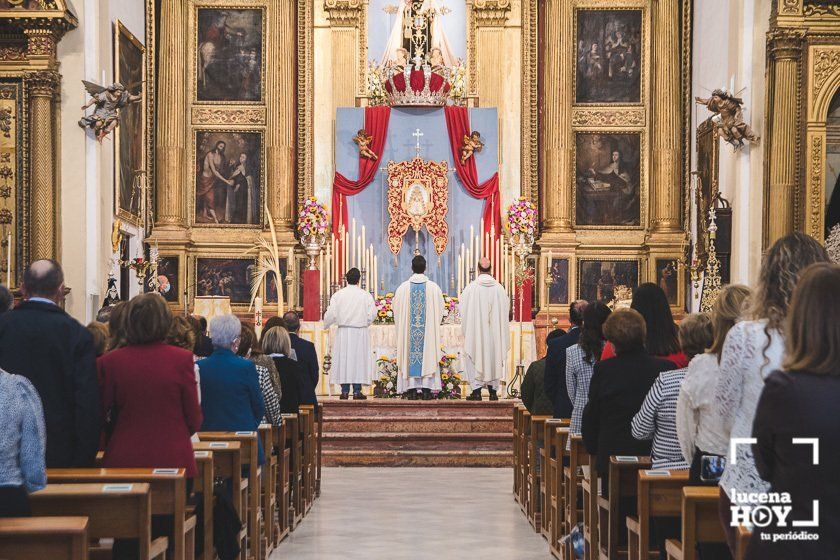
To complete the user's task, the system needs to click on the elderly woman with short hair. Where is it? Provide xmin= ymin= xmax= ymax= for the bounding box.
xmin=262 ymin=326 xmax=317 ymax=414
xmin=197 ymin=315 xmax=265 ymax=463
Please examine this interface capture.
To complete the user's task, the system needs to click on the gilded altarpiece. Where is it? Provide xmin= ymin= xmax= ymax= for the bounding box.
xmin=536 ymin=0 xmax=691 ymax=312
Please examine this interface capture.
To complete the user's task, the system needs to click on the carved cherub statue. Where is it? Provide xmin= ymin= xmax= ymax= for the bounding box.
xmin=696 ymin=89 xmax=760 ymax=149
xmin=353 ymin=129 xmax=378 ymax=161
xmin=459 ymin=130 xmax=484 ymax=165
xmin=78 ymin=81 xmax=142 ymax=142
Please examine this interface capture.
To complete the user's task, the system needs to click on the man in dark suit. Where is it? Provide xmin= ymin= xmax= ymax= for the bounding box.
xmin=0 ymin=260 xmax=100 ymax=467
xmin=283 ymin=310 xmax=320 ymax=390
xmin=544 ymin=299 xmax=587 ymax=419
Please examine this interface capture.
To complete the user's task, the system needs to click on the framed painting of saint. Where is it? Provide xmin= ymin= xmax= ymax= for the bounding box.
xmin=655 ymin=259 xmax=679 ymax=306
xmin=194 ymin=130 xmax=262 ymax=226
xmin=114 ymin=21 xmax=145 ymax=225
xmin=575 ymin=9 xmax=642 ymax=104
xmin=575 ymin=132 xmax=641 ymax=227
xmin=578 ymin=259 xmax=639 ymax=304
xmin=547 ymin=258 xmax=570 ymax=305
xmin=196 ymin=7 xmax=264 ymax=102
xmin=196 ymin=257 xmax=254 ymax=304
xmin=144 ymin=256 xmax=180 ymax=304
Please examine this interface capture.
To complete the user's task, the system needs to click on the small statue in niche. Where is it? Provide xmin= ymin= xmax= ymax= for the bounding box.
xmin=695 ymin=89 xmax=760 ymax=149
xmin=78 ymin=81 xmax=142 ymax=142
xmin=459 ymin=130 xmax=484 ymax=165
xmin=102 ymin=276 xmax=121 ymax=307
xmin=353 ymin=129 xmax=378 ymax=161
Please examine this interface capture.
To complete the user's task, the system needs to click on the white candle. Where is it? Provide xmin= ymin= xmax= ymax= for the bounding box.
xmin=469 ymin=226 xmax=474 ymax=269
xmin=361 ymin=226 xmax=366 ymax=268
xmin=351 ymin=219 xmax=357 ymax=268
xmin=475 ymin=235 xmax=481 ymax=270
xmin=342 ymin=228 xmax=348 ymax=278
xmin=373 ymin=256 xmax=379 ymax=298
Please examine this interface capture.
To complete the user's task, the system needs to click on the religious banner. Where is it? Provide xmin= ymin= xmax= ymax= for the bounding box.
xmin=386 ymin=155 xmax=449 ymax=256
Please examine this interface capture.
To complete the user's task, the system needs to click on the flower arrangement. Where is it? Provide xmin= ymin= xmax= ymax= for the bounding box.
xmin=438 ymin=353 xmax=462 ymax=399
xmin=375 ymin=292 xmax=395 ymax=324
xmin=506 ymin=196 xmax=538 ymax=241
xmin=374 ymin=356 xmax=399 ymax=398
xmin=297 ymin=196 xmax=329 ymax=239
xmin=442 ymin=294 xmax=460 ymax=324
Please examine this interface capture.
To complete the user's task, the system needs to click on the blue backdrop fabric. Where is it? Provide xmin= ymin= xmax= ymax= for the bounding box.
xmin=335 ymin=106 xmax=499 ymax=294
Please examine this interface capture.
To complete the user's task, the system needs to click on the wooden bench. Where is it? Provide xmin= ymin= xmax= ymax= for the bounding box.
xmin=529 ymin=414 xmax=552 ymax=531
xmin=281 ymin=413 xmax=303 ymax=528
xmin=30 ymin=483 xmax=167 ymax=560
xmin=193 ymin=449 xmax=214 ymax=560
xmin=520 ymin=410 xmax=533 ymax=516
xmin=273 ymin=417 xmax=292 ymax=541
xmin=315 ymin=402 xmax=324 ymax=498
xmin=192 ymin=440 xmax=247 ymax=560
xmin=513 ymin=404 xmax=525 ymax=502
xmin=47 ymin=467 xmax=196 ymax=560
xmin=582 ymin=460 xmax=599 ymax=560
xmin=665 ymin=486 xmax=727 ymax=560
xmin=541 ymin=419 xmax=564 ymax=541
xmin=563 ymin=435 xmax=589 ymax=560
xmin=198 ymin=432 xmax=261 ymax=560
xmin=626 ymin=470 xmax=691 ymax=560
xmin=735 ymin=525 xmax=751 ymax=560
xmin=548 ymin=425 xmax=571 ymax=558
xmin=596 ymin=456 xmax=652 ymax=560
xmin=258 ymin=424 xmax=278 ymax=556
xmin=0 ymin=517 xmax=89 ymax=560
xmin=299 ymin=406 xmax=316 ymax=513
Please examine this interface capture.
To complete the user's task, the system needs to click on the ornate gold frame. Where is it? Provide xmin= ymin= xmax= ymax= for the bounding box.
xmin=193 ymin=254 xmax=258 ymax=308
xmin=114 ymin=20 xmax=146 ymax=226
xmin=575 ymin=255 xmax=643 ymax=302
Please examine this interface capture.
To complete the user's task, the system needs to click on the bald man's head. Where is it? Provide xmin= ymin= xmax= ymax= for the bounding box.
xmin=477 ymin=257 xmax=491 ymax=275
xmin=22 ymin=259 xmax=65 ymax=302
xmin=282 ymin=310 xmax=301 ymax=333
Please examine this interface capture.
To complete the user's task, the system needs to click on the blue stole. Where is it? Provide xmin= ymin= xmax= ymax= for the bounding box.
xmin=408 ymin=281 xmax=426 ymax=378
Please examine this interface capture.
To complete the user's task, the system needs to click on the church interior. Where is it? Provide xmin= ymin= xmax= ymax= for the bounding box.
xmin=1 ymin=0 xmax=840 ymax=559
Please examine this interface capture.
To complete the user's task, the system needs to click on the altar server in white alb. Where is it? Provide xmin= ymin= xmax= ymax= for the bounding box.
xmin=460 ymin=257 xmax=510 ymax=401
xmin=323 ymin=268 xmax=377 ymax=400
xmin=393 ymin=255 xmax=444 ymax=400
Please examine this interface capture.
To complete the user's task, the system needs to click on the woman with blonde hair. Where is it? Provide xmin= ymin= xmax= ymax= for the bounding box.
xmin=676 ymin=284 xmax=751 ymax=482
xmin=714 ymin=232 xmax=829 ymax=553
xmin=262 ymin=326 xmax=316 ymax=414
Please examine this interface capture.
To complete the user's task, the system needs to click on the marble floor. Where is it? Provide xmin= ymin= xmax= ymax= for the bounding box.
xmin=270 ymin=467 xmax=550 ymax=560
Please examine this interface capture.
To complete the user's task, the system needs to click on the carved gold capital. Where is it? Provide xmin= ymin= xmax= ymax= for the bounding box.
xmin=24 ymin=70 xmax=59 ymax=98
xmin=24 ymin=28 xmax=57 ymax=59
xmin=472 ymin=0 xmax=511 ymax=27
xmin=767 ymin=29 xmax=804 ymax=60
xmin=324 ymin=0 xmax=364 ymax=27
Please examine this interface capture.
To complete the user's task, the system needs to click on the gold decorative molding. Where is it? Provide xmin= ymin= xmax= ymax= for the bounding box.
xmin=780 ymin=0 xmax=802 ymax=16
xmin=472 ymin=0 xmax=511 ymax=27
xmin=805 ymin=4 xmax=840 ymax=18
xmin=323 ymin=0 xmax=363 ymax=26
xmin=522 ymin=0 xmax=538 ymax=205
xmin=191 ymin=106 xmax=267 ymax=126
xmin=808 ymin=134 xmax=824 ymax=239
xmin=23 ymin=28 xmax=56 ymax=58
xmin=571 ymin=109 xmax=645 ymax=128
xmin=0 ymin=45 xmax=26 ymax=61
xmin=298 ymin=0 xmax=314 ymax=210
xmin=812 ymin=48 xmax=840 ymax=101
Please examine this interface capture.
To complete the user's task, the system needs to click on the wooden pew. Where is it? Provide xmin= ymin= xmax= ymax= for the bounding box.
xmin=664 ymin=486 xmax=726 ymax=560
xmin=30 ymin=483 xmax=167 ymax=560
xmin=193 ymin=449 xmax=214 ymax=560
xmin=281 ymin=413 xmax=303 ymax=528
xmin=520 ymin=410 xmax=533 ymax=516
xmin=626 ymin=470 xmax=691 ymax=560
xmin=582 ymin=459 xmax=599 ymax=560
xmin=193 ymin=440 xmax=247 ymax=560
xmin=47 ymin=467 xmax=197 ymax=560
xmin=272 ymin=418 xmax=292 ymax=541
xmin=315 ymin=402 xmax=323 ymax=498
xmin=548 ymin=425 xmax=571 ymax=559
xmin=596 ymin=456 xmax=652 ymax=560
xmin=258 ymin=423 xmax=279 ymax=555
xmin=299 ymin=406 xmax=316 ymax=513
xmin=563 ymin=435 xmax=589 ymax=560
xmin=529 ymin=414 xmax=552 ymax=531
xmin=735 ymin=525 xmax=751 ymax=560
xmin=0 ymin=517 xmax=89 ymax=560
xmin=541 ymin=419 xmax=570 ymax=542
xmin=513 ymin=404 xmax=525 ymax=501
xmin=198 ymin=432 xmax=261 ymax=560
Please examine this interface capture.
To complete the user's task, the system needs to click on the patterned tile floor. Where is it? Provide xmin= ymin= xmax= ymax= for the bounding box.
xmin=270 ymin=467 xmax=549 ymax=560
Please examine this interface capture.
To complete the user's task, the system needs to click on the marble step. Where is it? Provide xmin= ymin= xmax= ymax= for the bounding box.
xmin=322 ymin=449 xmax=514 ymax=468
xmin=322 ymin=415 xmax=512 ymax=433
xmin=321 ymin=398 xmax=515 ymax=418
xmin=322 ymin=431 xmax=512 ymax=452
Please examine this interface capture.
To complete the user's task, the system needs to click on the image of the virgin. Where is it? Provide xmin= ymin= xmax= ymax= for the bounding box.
xmin=404 ymin=183 xmax=429 ymax=218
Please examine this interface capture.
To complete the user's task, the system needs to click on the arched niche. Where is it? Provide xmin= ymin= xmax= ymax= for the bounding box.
xmin=825 ymin=90 xmax=840 ymax=236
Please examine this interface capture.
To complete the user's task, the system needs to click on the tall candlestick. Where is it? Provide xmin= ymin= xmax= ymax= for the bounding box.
xmin=469 ymin=226 xmax=474 ymax=267
xmin=351 ymin=219 xmax=357 ymax=268
xmin=342 ymin=228 xmax=349 ymax=277
xmin=361 ymin=226 xmax=366 ymax=268
xmin=373 ymin=256 xmax=378 ymax=298
xmin=475 ymin=235 xmax=481 ymax=270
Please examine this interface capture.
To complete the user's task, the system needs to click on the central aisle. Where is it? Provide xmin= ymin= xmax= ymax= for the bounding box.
xmin=270 ymin=467 xmax=548 ymax=560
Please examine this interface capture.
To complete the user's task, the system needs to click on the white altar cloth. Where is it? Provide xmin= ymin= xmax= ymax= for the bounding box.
xmin=297 ymin=321 xmax=538 ymax=396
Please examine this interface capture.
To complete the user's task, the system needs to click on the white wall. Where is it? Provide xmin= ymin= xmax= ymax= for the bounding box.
xmin=57 ymin=0 xmax=146 ymax=322
xmin=691 ymin=0 xmax=770 ymax=304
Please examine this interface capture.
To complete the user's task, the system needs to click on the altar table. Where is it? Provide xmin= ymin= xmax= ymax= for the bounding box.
xmin=298 ymin=322 xmax=538 ymax=396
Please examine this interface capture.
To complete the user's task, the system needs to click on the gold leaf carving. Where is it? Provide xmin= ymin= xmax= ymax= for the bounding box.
xmin=809 ymin=135 xmax=823 ymax=239
xmin=780 ymin=0 xmax=801 ymax=15
xmin=191 ymin=107 xmax=266 ymax=126
xmin=812 ymin=48 xmax=840 ymax=101
xmin=571 ymin=109 xmax=645 ymax=127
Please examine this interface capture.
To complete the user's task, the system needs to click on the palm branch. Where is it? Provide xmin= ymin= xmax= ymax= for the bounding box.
xmin=245 ymin=202 xmax=284 ymax=314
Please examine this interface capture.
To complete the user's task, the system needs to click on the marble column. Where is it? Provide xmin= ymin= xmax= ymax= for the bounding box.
xmin=651 ymin=0 xmax=683 ymax=233
xmin=765 ymin=30 xmax=802 ymax=246
xmin=155 ymin=0 xmax=186 ymax=227
xmin=25 ymin=70 xmax=59 ymax=261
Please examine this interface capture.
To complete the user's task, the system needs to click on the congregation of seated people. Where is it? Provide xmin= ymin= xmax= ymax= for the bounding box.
xmin=0 ymin=258 xmax=319 ymax=560
xmin=531 ymin=231 xmax=840 ymax=560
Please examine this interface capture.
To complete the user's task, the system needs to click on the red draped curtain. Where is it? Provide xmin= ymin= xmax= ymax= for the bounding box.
xmin=443 ymin=106 xmax=501 ymax=238
xmin=331 ymin=106 xmax=392 ymax=235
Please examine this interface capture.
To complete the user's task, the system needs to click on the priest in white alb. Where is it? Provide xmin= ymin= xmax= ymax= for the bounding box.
xmin=460 ymin=257 xmax=510 ymax=401
xmin=393 ymin=255 xmax=444 ymax=400
xmin=323 ymin=267 xmax=377 ymax=400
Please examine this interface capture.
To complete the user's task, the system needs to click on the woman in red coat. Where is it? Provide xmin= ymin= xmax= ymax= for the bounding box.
xmin=99 ymin=294 xmax=202 ymax=477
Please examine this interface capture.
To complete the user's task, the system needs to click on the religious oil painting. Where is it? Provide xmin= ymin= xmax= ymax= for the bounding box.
xmin=575 ymin=132 xmax=641 ymax=227
xmin=196 ymin=258 xmax=254 ymax=304
xmin=114 ymin=21 xmax=145 ymax=225
xmin=265 ymin=260 xmax=289 ymax=305
xmin=196 ymin=8 xmax=264 ymax=102
xmin=575 ymin=9 xmax=642 ymax=104
xmin=194 ymin=130 xmax=262 ymax=226
xmin=655 ymin=259 xmax=679 ymax=306
xmin=578 ymin=260 xmax=639 ymax=304
xmin=145 ymin=256 xmax=180 ymax=304
xmin=547 ymin=258 xmax=569 ymax=305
